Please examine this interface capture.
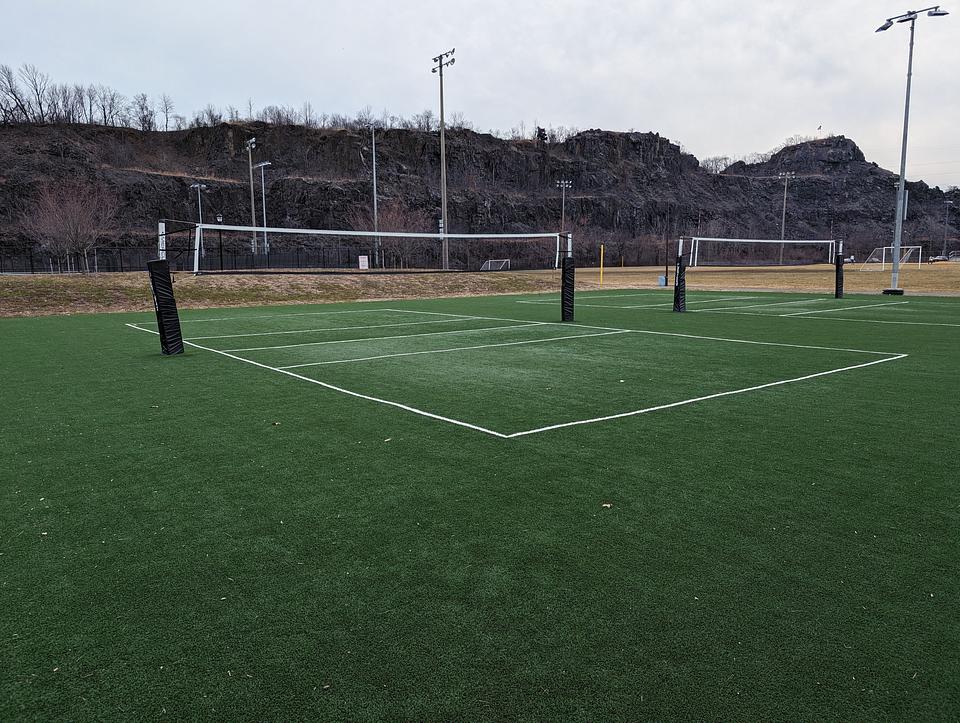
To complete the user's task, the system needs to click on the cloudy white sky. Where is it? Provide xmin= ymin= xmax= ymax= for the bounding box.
xmin=5 ymin=0 xmax=959 ymax=187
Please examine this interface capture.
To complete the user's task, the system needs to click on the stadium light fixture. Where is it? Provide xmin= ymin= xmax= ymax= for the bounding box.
xmin=556 ymin=180 xmax=573 ymax=231
xmin=875 ymin=5 xmax=949 ymax=292
xmin=245 ymin=137 xmax=258 ymax=253
xmin=254 ymin=161 xmax=272 ymax=254
xmin=432 ymin=48 xmax=455 ymax=270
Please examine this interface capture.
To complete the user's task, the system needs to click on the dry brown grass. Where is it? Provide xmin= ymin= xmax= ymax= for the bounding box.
xmin=2 ymin=263 xmax=958 ymax=318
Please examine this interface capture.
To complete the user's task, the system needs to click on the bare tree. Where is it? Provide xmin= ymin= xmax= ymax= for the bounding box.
xmin=131 ymin=93 xmax=155 ymax=131
xmin=19 ymin=64 xmax=50 ymax=122
xmin=159 ymin=93 xmax=174 ymax=131
xmin=20 ymin=182 xmax=119 ymax=271
xmin=701 ymin=156 xmax=731 ymax=174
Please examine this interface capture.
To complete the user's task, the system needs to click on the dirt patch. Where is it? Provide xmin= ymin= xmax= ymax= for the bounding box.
xmin=2 ymin=264 xmax=958 ymax=318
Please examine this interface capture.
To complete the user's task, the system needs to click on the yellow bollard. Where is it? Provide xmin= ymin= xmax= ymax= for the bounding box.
xmin=599 ymin=244 xmax=605 ymax=286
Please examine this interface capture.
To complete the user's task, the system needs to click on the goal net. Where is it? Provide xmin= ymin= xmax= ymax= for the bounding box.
xmin=688 ymin=237 xmax=836 ymax=267
xmin=157 ymin=222 xmax=570 ymax=274
xmin=858 ymin=246 xmax=922 ymax=271
xmin=480 ymin=259 xmax=510 ymax=271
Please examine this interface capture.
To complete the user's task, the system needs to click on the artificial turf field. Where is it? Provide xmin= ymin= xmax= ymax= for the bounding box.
xmin=2 ymin=288 xmax=958 ymax=719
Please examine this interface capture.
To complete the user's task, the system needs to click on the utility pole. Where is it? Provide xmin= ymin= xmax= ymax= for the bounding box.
xmin=778 ymin=171 xmax=795 ymax=264
xmin=432 ymin=48 xmax=455 ymax=270
xmin=254 ymin=161 xmax=272 ymax=254
xmin=876 ymin=6 xmax=950 ymax=291
xmin=556 ymin=180 xmax=572 ymax=231
xmin=943 ymin=200 xmax=955 ymax=257
xmin=245 ymin=137 xmax=257 ymax=253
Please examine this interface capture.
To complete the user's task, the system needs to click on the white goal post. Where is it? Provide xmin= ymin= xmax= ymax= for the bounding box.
xmin=163 ymin=223 xmax=573 ymax=274
xmin=685 ymin=237 xmax=837 ymax=267
xmin=480 ymin=259 xmax=511 ymax=271
xmin=858 ymin=246 xmax=922 ymax=271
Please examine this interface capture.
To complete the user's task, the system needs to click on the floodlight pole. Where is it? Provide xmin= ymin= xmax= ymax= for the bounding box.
xmin=254 ymin=161 xmax=272 ymax=254
xmin=556 ymin=180 xmax=572 ymax=231
xmin=372 ymin=125 xmax=380 ymax=267
xmin=432 ymin=48 xmax=455 ymax=270
xmin=189 ymin=182 xmax=207 ymax=259
xmin=778 ymin=172 xmax=794 ymax=264
xmin=876 ymin=6 xmax=950 ymax=291
xmin=216 ymin=212 xmax=224 ymax=271
xmin=943 ymin=200 xmax=954 ymax=257
xmin=246 ymin=137 xmax=257 ymax=254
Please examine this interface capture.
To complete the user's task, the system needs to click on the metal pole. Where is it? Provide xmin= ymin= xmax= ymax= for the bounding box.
xmin=778 ymin=172 xmax=793 ymax=264
xmin=196 ymin=185 xmax=204 ymax=258
xmin=438 ymin=62 xmax=448 ymax=270
xmin=246 ymin=138 xmax=257 ymax=254
xmin=891 ymin=18 xmax=916 ymax=291
xmin=943 ymin=201 xmax=954 ymax=257
xmin=372 ymin=126 xmax=380 ymax=267
xmin=260 ymin=166 xmax=269 ymax=254
xmin=561 ymin=185 xmax=566 ymax=230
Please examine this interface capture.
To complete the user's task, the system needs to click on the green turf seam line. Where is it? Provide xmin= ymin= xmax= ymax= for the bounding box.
xmin=505 ymin=352 xmax=909 ymax=438
xmin=125 ymin=323 xmax=512 ymax=439
xmin=223 ymin=322 xmax=547 ymax=352
xmin=275 ymin=330 xmax=630 ymax=369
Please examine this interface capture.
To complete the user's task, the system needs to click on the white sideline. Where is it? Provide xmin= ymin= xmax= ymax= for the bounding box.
xmin=515 ymin=294 xmax=747 ymax=308
xmin=506 ymin=353 xmax=909 ymax=438
xmin=779 ymin=301 xmax=909 ymax=317
xmin=276 ymin=330 xmax=630 ymax=369
xmin=694 ymin=309 xmax=960 ymax=328
xmin=692 ymin=298 xmax=833 ymax=312
xmin=570 ymin=295 xmax=761 ymax=310
xmin=186 ymin=317 xmax=474 ymax=340
xmin=125 ymin=323 xmax=511 ymax=439
xmin=139 ymin=307 xmax=417 ymax=325
xmin=224 ymin=323 xmax=546 ymax=352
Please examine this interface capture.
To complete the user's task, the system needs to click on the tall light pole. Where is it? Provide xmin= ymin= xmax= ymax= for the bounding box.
xmin=216 ymin=212 xmax=224 ymax=271
xmin=432 ymin=48 xmax=455 ymax=270
xmin=556 ymin=180 xmax=572 ymax=231
xmin=778 ymin=171 xmax=795 ymax=264
xmin=371 ymin=125 xmax=379 ymax=268
xmin=254 ymin=161 xmax=272 ymax=254
xmin=189 ymin=182 xmax=207 ymax=257
xmin=943 ymin=200 xmax=955 ymax=257
xmin=876 ymin=5 xmax=950 ymax=292
xmin=245 ymin=136 xmax=258 ymax=253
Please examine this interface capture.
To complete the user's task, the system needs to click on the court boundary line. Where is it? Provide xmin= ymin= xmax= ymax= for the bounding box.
xmin=125 ymin=311 xmax=909 ymax=439
xmin=185 ymin=316 xmax=477 ymax=341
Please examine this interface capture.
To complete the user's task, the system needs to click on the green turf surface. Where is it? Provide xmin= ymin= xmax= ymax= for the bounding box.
xmin=2 ymin=289 xmax=958 ymax=719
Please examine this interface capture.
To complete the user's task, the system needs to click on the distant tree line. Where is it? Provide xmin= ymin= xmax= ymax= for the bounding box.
xmin=0 ymin=61 xmax=583 ymax=143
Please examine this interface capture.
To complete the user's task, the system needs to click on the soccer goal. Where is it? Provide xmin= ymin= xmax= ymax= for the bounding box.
xmin=157 ymin=221 xmax=571 ymax=274
xmin=858 ymin=246 xmax=922 ymax=271
xmin=687 ymin=237 xmax=837 ymax=267
xmin=480 ymin=259 xmax=510 ymax=271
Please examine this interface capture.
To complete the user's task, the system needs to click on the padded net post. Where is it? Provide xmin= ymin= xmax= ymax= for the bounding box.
xmin=834 ymin=244 xmax=844 ymax=299
xmin=147 ymin=259 xmax=184 ymax=355
xmin=561 ymin=256 xmax=575 ymax=321
xmin=673 ymin=239 xmax=687 ymax=312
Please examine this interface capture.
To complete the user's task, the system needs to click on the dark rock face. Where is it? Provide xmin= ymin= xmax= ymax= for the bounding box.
xmin=0 ymin=123 xmax=957 ymax=262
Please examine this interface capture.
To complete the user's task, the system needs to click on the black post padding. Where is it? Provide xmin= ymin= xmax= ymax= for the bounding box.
xmin=561 ymin=257 xmax=575 ymax=322
xmin=834 ymin=253 xmax=844 ymax=299
xmin=672 ymin=254 xmax=686 ymax=312
xmin=147 ymin=259 xmax=184 ymax=355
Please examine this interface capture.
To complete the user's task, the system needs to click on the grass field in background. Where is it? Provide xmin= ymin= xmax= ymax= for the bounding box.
xmin=2 ymin=288 xmax=958 ymax=719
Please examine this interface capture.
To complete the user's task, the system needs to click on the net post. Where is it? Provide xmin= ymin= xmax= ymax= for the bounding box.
xmin=146 ymin=259 xmax=184 ymax=355
xmin=673 ymin=237 xmax=687 ymax=312
xmin=561 ymin=256 xmax=575 ymax=321
xmin=158 ymin=221 xmax=166 ymax=260
xmin=834 ymin=240 xmax=844 ymax=299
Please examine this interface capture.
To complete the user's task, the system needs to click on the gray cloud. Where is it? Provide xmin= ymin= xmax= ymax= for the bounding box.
xmin=6 ymin=0 xmax=958 ymax=186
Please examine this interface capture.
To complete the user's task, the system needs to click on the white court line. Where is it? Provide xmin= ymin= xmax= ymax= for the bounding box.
xmin=506 ymin=353 xmax=908 ymax=438
xmin=185 ymin=317 xmax=476 ymax=341
xmin=780 ymin=301 xmax=909 ymax=317
xmin=139 ymin=307 xmax=422 ymax=325
xmin=693 ymin=298 xmax=832 ymax=312
xmin=224 ymin=323 xmax=546 ymax=352
xmin=516 ymin=294 xmax=747 ymax=308
xmin=694 ymin=309 xmax=960 ymax=328
xmin=125 ymin=323 xmax=510 ymax=438
xmin=277 ymin=330 xmax=629 ymax=368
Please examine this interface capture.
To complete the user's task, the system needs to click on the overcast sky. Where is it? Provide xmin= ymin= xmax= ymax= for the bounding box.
xmin=5 ymin=0 xmax=959 ymax=187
